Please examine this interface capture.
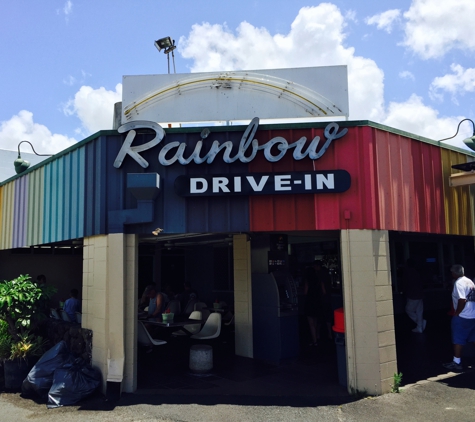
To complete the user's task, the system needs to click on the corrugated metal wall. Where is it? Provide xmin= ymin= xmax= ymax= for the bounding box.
xmin=0 ymin=123 xmax=474 ymax=250
xmin=249 ymin=126 xmax=473 ymax=235
xmin=0 ymin=146 xmax=87 ymax=249
xmin=440 ymin=148 xmax=474 ymax=235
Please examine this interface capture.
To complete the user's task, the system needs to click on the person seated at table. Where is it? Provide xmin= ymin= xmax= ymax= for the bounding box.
xmin=177 ymin=282 xmax=199 ymax=312
xmin=147 ymin=287 xmax=169 ymax=320
xmin=139 ymin=284 xmax=156 ymax=311
xmin=64 ymin=288 xmax=80 ymax=323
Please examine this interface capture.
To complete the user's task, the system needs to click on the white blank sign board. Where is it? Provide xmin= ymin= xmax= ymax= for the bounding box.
xmin=122 ymin=66 xmax=348 ymax=124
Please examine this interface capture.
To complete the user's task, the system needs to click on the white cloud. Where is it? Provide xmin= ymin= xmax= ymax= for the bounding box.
xmin=403 ymin=0 xmax=475 ymax=59
xmin=63 ymin=84 xmax=122 ymax=136
xmin=0 ymin=110 xmax=76 ymax=154
xmin=178 ymin=4 xmax=472 ymax=149
xmin=429 ymin=64 xmax=475 ymax=103
xmin=365 ymin=9 xmax=400 ymax=34
xmin=381 ymin=94 xmax=471 ymax=147
xmin=64 ymin=1 xmax=73 ymax=16
xmin=179 ymin=4 xmax=385 ymax=122
xmin=399 ymin=70 xmax=415 ymax=81
xmin=63 ymin=75 xmax=76 ymax=86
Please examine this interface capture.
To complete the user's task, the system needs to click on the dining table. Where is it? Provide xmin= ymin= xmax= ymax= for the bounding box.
xmin=140 ymin=316 xmax=203 ymax=335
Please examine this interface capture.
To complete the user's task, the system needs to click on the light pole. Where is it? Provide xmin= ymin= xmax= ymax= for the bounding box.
xmin=154 ymin=36 xmax=176 ymax=74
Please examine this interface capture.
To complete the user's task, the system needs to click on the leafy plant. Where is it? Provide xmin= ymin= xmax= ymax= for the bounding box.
xmin=10 ymin=333 xmax=48 ymax=360
xmin=0 ymin=320 xmax=12 ymax=360
xmin=391 ymin=372 xmax=403 ymax=393
xmin=0 ymin=274 xmax=55 ymax=341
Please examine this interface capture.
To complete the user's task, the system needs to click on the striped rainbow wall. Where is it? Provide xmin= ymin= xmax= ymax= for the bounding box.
xmin=0 ymin=124 xmax=474 ymax=251
xmin=0 ymin=147 xmax=86 ymax=250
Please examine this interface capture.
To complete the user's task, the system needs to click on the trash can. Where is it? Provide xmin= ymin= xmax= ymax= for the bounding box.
xmin=333 ymin=307 xmax=347 ymax=388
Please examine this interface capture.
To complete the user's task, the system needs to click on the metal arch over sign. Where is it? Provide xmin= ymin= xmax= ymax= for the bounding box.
xmin=121 ymin=66 xmax=349 ymax=124
xmin=113 ymin=118 xmax=348 ymax=169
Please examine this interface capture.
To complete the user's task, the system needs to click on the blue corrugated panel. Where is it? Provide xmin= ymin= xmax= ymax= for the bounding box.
xmin=107 ymin=130 xmax=251 ymax=234
xmin=84 ymin=136 xmax=108 ymax=237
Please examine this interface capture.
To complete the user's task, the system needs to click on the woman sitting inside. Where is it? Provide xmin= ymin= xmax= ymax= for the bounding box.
xmin=147 ymin=287 xmax=168 ymax=321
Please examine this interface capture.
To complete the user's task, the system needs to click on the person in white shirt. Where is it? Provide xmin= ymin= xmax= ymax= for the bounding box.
xmin=443 ymin=265 xmax=475 ymax=372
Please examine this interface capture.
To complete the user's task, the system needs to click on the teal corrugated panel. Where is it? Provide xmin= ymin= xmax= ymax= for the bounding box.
xmin=63 ymin=152 xmax=71 ymax=240
xmin=72 ymin=147 xmax=85 ymax=239
xmin=43 ymin=162 xmax=53 ymax=243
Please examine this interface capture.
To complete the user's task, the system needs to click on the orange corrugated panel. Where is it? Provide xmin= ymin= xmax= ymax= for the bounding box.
xmin=441 ymin=149 xmax=474 ymax=235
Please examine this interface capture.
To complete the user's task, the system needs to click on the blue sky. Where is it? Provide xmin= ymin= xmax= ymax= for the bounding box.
xmin=1 ymin=0 xmax=475 ymax=153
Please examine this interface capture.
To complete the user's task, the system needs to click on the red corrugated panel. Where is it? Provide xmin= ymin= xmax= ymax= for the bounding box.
xmin=249 ymin=126 xmax=379 ymax=231
xmin=249 ymin=125 xmax=448 ymax=233
xmin=412 ymin=141 xmax=445 ymax=234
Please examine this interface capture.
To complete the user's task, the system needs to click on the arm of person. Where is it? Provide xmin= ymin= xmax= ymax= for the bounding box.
xmin=454 ymin=298 xmax=467 ymax=317
xmin=151 ymin=293 xmax=164 ymax=317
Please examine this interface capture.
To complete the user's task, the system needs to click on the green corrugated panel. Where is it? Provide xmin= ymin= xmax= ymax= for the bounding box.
xmin=0 ymin=182 xmax=15 ymax=250
xmin=0 ymin=186 xmax=3 ymax=247
xmin=27 ymin=168 xmax=44 ymax=246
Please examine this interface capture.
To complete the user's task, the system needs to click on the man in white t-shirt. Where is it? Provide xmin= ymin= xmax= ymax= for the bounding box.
xmin=443 ymin=264 xmax=475 ymax=372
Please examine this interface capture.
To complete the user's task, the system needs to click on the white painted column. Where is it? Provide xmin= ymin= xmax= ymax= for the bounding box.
xmin=340 ymin=229 xmax=397 ymax=395
xmin=233 ymin=234 xmax=253 ymax=358
xmin=82 ymin=234 xmax=138 ymax=393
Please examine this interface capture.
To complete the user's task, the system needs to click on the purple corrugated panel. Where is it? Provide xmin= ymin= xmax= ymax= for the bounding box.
xmin=12 ymin=176 xmax=28 ymax=248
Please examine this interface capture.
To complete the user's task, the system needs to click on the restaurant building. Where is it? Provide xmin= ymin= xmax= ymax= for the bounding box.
xmin=0 ymin=67 xmax=474 ymax=396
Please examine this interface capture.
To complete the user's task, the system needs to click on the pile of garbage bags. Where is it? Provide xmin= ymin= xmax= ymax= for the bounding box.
xmin=22 ymin=341 xmax=101 ymax=408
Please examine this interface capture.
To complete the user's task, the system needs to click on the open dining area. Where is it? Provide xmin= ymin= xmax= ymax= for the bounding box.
xmin=135 ymin=317 xmax=350 ymax=406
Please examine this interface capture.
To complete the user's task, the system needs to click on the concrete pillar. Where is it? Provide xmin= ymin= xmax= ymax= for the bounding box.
xmin=82 ymin=233 xmax=138 ymax=394
xmin=233 ymin=234 xmax=253 ymax=358
xmin=340 ymin=229 xmax=397 ymax=395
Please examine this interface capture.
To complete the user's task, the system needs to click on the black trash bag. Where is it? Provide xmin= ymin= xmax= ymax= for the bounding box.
xmin=47 ymin=359 xmax=101 ymax=408
xmin=22 ymin=341 xmax=74 ymax=399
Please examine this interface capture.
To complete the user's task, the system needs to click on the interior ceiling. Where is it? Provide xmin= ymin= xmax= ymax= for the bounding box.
xmin=140 ymin=230 xmax=339 ymax=246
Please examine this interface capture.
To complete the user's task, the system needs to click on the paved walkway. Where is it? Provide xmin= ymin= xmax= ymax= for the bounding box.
xmin=0 ymin=370 xmax=474 ymax=422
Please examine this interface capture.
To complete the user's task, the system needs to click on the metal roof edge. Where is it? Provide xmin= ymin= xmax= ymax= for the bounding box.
xmin=164 ymin=120 xmax=475 ymax=156
xmin=2 ymin=120 xmax=473 ymax=187
xmin=0 ymin=130 xmax=119 ymax=186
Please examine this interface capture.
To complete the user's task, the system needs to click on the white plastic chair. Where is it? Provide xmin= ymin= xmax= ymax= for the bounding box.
xmin=191 ymin=312 xmax=221 ymax=340
xmin=194 ymin=302 xmax=210 ymax=322
xmin=50 ymin=308 xmax=60 ymax=320
xmin=224 ymin=314 xmax=235 ymax=326
xmin=172 ymin=311 xmax=202 ymax=337
xmin=166 ymin=300 xmax=181 ymax=315
xmin=183 ymin=298 xmax=198 ymax=316
xmin=60 ymin=310 xmax=71 ymax=322
xmin=137 ymin=321 xmax=167 ymax=347
xmin=75 ymin=312 xmax=82 ymax=324
xmin=194 ymin=302 xmax=207 ymax=312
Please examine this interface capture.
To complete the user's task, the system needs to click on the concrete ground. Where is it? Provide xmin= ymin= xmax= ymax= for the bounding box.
xmin=1 ymin=309 xmax=474 ymax=421
xmin=0 ymin=370 xmax=474 ymax=422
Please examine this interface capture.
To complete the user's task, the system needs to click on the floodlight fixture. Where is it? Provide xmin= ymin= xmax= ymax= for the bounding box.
xmin=439 ymin=118 xmax=475 ymax=152
xmin=14 ymin=140 xmax=53 ymax=174
xmin=154 ymin=36 xmax=176 ymax=74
